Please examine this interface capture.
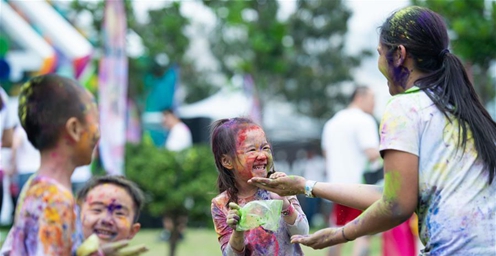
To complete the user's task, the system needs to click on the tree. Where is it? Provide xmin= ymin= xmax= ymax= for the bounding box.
xmin=125 ymin=144 xmax=217 ymax=256
xmin=285 ymin=0 xmax=370 ymax=118
xmin=412 ymin=0 xmax=496 ymax=105
xmin=69 ymin=0 xmax=216 ymax=109
xmin=202 ymin=0 xmax=288 ymax=103
xmin=203 ymin=0 xmax=369 ymax=118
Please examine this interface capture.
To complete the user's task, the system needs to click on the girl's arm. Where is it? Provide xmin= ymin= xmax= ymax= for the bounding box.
xmin=211 ymin=201 xmax=245 ymax=256
xmin=283 ymin=196 xmax=309 ymax=236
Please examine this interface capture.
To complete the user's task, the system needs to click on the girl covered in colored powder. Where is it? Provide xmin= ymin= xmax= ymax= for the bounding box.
xmin=10 ymin=74 xmax=100 ymax=255
xmin=249 ymin=6 xmax=496 ymax=256
xmin=210 ymin=118 xmax=309 ymax=255
xmin=7 ymin=74 xmax=146 ymax=255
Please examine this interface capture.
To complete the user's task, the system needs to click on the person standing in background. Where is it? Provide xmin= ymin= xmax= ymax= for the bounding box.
xmin=321 ymin=86 xmax=380 ymax=256
xmin=160 ymin=108 xmax=193 ymax=241
xmin=162 ymin=108 xmax=192 ymax=151
xmin=11 ymin=125 xmax=39 ymax=191
xmin=9 ymin=125 xmax=40 ymax=211
xmin=0 ymin=87 xmax=15 ymax=224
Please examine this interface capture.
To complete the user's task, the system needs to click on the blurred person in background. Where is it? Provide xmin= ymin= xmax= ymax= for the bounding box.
xmin=162 ymin=108 xmax=192 ymax=152
xmin=321 ymin=86 xmax=380 ymax=256
xmin=160 ymin=108 xmax=193 ymax=241
xmin=8 ymin=125 xmax=40 ymax=212
xmin=0 ymin=86 xmax=16 ymax=225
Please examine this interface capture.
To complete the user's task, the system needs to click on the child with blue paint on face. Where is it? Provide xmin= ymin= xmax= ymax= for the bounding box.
xmin=210 ymin=117 xmax=309 ymax=256
xmin=4 ymin=74 xmax=146 ymax=256
xmin=75 ymin=175 xmax=148 ymax=256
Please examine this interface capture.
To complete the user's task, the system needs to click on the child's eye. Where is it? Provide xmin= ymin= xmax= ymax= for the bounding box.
xmin=91 ymin=208 xmax=103 ymax=213
xmin=115 ymin=211 xmax=126 ymax=216
xmin=263 ymin=146 xmax=271 ymax=151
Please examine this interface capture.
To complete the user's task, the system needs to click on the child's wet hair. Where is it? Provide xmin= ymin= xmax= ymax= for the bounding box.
xmin=210 ymin=117 xmax=264 ymax=205
xmin=76 ymin=175 xmax=145 ymax=223
xmin=18 ymin=74 xmax=88 ymax=150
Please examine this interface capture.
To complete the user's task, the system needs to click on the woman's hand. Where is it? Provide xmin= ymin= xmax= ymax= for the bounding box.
xmin=269 ymin=171 xmax=287 ymax=179
xmin=291 ymin=227 xmax=345 ymax=250
xmin=100 ymin=241 xmax=148 ymax=256
xmin=226 ymin=202 xmax=241 ymax=230
xmin=248 ymin=175 xmax=306 ymax=196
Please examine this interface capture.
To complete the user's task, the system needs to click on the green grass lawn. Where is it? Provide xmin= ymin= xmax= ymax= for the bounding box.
xmin=131 ymin=228 xmax=382 ymax=256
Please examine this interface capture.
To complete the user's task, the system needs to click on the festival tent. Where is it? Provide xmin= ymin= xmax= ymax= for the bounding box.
xmin=176 ymin=87 xmax=322 ymax=142
xmin=0 ymin=1 xmax=55 ymax=81
xmin=178 ymin=87 xmax=252 ymax=121
xmin=8 ymin=0 xmax=93 ymax=78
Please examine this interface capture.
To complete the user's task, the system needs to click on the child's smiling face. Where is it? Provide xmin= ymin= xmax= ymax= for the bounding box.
xmin=232 ymin=125 xmax=273 ymax=181
xmin=80 ymin=184 xmax=140 ymax=244
xmin=75 ymin=92 xmax=100 ymax=165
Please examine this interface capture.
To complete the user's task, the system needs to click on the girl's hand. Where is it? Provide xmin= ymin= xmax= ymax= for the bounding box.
xmin=291 ymin=227 xmax=344 ymax=249
xmin=226 ymin=202 xmax=241 ymax=230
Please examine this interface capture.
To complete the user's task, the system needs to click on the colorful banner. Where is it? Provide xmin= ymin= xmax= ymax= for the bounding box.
xmin=143 ymin=65 xmax=179 ymax=146
xmin=98 ymin=0 xmax=127 ymax=175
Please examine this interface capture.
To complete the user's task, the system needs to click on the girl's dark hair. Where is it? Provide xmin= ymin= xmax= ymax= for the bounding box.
xmin=380 ymin=6 xmax=496 ymax=184
xmin=210 ymin=117 xmax=260 ymax=205
xmin=18 ymin=74 xmax=87 ymax=150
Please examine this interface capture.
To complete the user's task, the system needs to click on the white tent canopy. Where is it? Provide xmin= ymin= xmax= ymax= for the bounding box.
xmin=177 ymin=87 xmax=323 ymax=141
xmin=178 ymin=87 xmax=251 ymax=121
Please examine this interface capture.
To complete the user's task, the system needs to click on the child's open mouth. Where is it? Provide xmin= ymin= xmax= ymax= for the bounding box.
xmin=94 ymin=228 xmax=117 ymax=240
xmin=252 ymin=164 xmax=267 ymax=176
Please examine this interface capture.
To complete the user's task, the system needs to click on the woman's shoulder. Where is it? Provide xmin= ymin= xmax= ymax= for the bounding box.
xmin=386 ymin=88 xmax=434 ymax=112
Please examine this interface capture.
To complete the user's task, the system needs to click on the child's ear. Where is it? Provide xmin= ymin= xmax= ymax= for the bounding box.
xmin=128 ymin=223 xmax=141 ymax=239
xmin=66 ymin=117 xmax=84 ymax=142
xmin=221 ymin=155 xmax=233 ymax=170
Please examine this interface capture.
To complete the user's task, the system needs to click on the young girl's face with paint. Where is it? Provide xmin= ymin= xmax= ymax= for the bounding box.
xmin=75 ymin=91 xmax=101 ymax=165
xmin=80 ymin=184 xmax=140 ymax=244
xmin=229 ymin=124 xmax=273 ymax=182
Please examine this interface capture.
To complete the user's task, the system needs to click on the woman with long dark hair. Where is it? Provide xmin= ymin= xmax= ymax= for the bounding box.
xmin=249 ymin=6 xmax=496 ymax=255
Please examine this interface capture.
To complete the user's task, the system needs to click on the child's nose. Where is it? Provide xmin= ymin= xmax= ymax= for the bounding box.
xmin=101 ymin=215 xmax=115 ymax=226
xmin=256 ymin=151 xmax=268 ymax=160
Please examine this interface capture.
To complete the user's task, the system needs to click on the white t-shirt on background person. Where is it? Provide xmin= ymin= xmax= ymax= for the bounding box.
xmin=321 ymin=108 xmax=379 ymax=184
xmin=165 ymin=122 xmax=192 ymax=152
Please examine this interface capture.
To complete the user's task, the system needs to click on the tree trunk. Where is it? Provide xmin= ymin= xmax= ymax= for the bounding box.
xmin=168 ymin=215 xmax=181 ymax=256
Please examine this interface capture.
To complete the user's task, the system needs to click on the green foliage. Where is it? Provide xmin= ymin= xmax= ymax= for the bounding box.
xmin=67 ymin=1 xmax=216 ymax=109
xmin=284 ymin=0 xmax=371 ymax=117
xmin=203 ymin=0 xmax=369 ymax=118
xmin=412 ymin=0 xmax=496 ymax=103
xmin=125 ymin=143 xmax=218 ymax=227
